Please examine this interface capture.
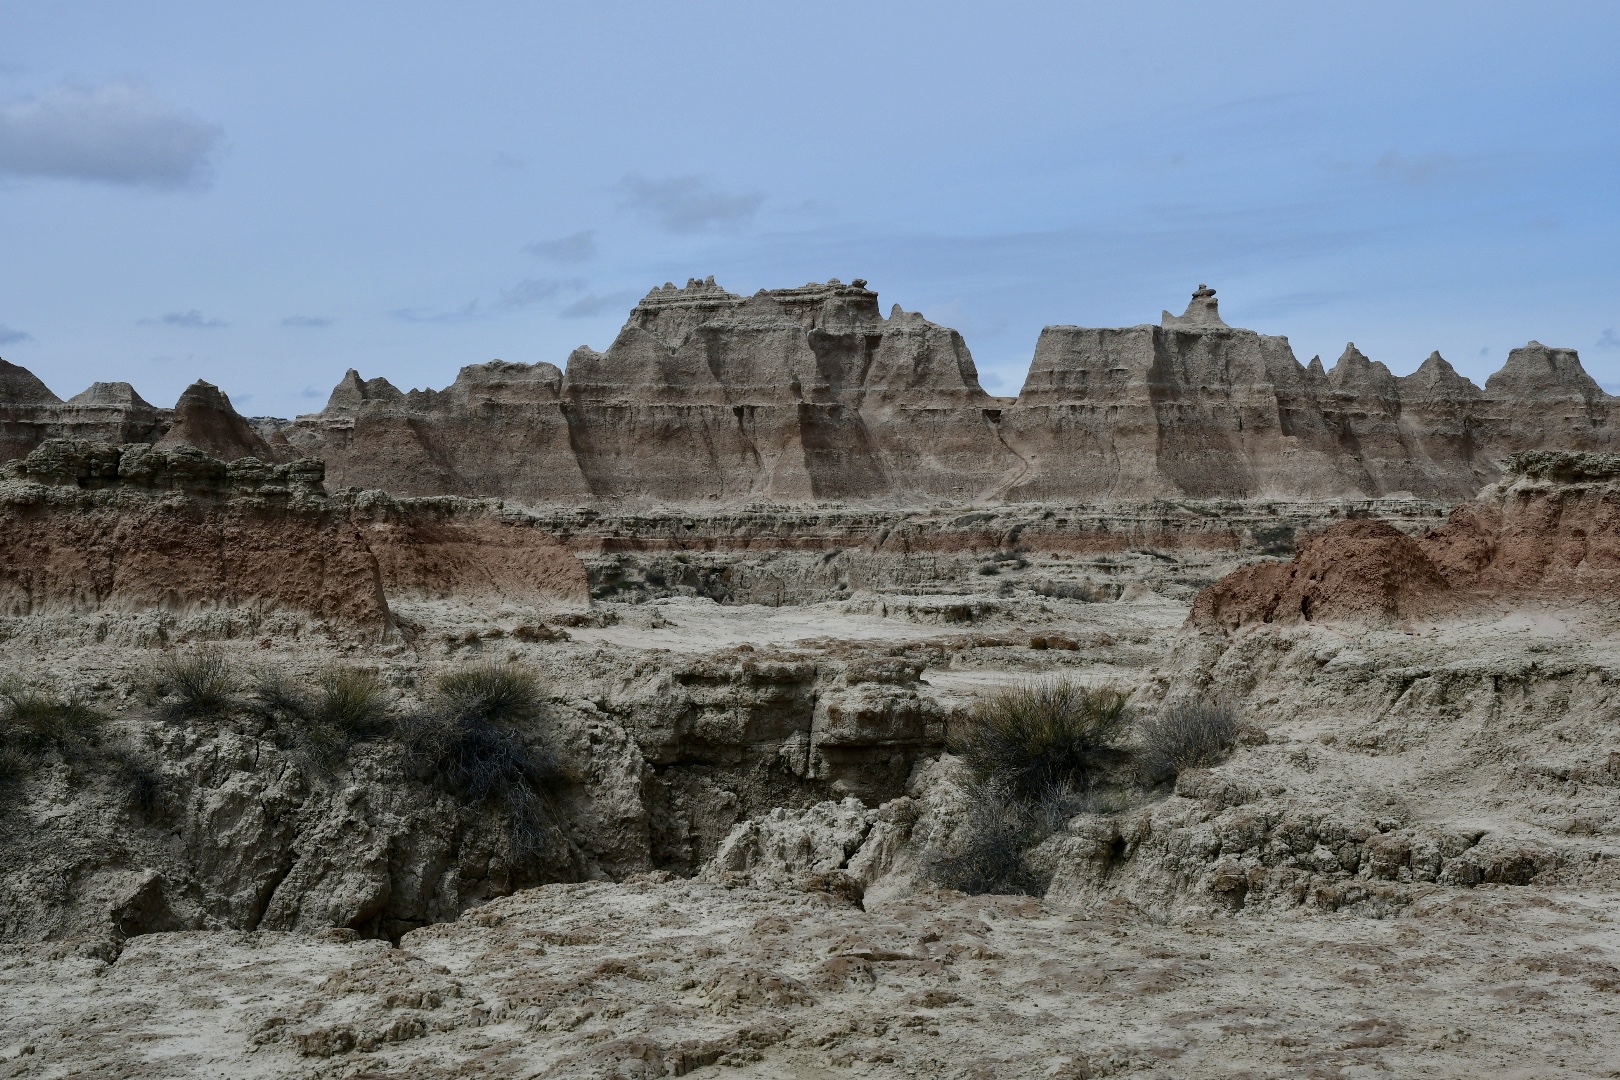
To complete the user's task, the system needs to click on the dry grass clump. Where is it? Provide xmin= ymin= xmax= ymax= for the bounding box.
xmin=0 ymin=680 xmax=104 ymax=785
xmin=949 ymin=681 xmax=1129 ymax=799
xmin=395 ymin=662 xmax=561 ymax=855
xmin=1136 ymin=699 xmax=1239 ymax=783
xmin=253 ymin=666 xmax=391 ymax=769
xmin=928 ymin=680 xmax=1130 ymax=896
xmin=0 ymin=679 xmax=162 ymax=814
xmin=146 ymin=648 xmax=239 ymax=718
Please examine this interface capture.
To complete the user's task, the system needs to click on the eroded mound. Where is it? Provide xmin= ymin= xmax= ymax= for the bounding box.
xmin=1190 ymin=519 xmax=1449 ymax=631
xmin=1193 ymin=451 xmax=1620 ymax=631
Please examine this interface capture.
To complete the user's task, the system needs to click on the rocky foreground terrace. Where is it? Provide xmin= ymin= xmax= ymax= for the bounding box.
xmin=2 ymin=286 xmax=1619 ymax=1077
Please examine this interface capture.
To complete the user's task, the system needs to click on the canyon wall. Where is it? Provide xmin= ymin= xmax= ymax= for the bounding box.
xmin=0 ymin=440 xmax=588 ymax=635
xmin=2 ymin=282 xmax=1612 ymax=504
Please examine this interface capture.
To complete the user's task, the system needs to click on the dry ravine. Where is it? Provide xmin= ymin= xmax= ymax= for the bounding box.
xmin=4 ymin=450 xmax=1620 ymax=1077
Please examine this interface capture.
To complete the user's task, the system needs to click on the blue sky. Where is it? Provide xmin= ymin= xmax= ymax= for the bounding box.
xmin=1 ymin=1 xmax=1617 ymax=415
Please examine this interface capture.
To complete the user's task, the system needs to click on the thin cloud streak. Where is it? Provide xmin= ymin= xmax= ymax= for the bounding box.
xmin=616 ymin=172 xmax=762 ymax=234
xmin=141 ymin=309 xmax=226 ymax=328
xmin=525 ymin=230 xmax=597 ymax=263
xmin=494 ymin=277 xmax=578 ymax=310
xmin=560 ymin=290 xmax=638 ymax=319
xmin=391 ymin=301 xmax=481 ymax=324
xmin=281 ymin=315 xmax=334 ymax=328
xmin=0 ymin=324 xmax=32 ymax=345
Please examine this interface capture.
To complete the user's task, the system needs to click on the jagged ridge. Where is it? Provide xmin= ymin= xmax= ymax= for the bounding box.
xmin=2 ymin=282 xmax=1613 ymax=503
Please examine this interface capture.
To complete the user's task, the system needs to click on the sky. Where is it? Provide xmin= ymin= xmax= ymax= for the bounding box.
xmin=0 ymin=1 xmax=1617 ymax=416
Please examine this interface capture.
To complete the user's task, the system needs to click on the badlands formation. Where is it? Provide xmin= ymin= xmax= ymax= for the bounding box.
xmin=3 ymin=281 xmax=1617 ymax=502
xmin=2 ymin=285 xmax=1620 ymax=1077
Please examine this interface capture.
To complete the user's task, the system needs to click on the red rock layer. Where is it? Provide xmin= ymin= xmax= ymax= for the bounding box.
xmin=0 ymin=443 xmax=587 ymax=635
xmin=1189 ymin=520 xmax=1450 ymax=631
xmin=1190 ymin=451 xmax=1620 ymax=631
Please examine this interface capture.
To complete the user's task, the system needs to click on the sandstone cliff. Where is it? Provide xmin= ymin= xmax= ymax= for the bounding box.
xmin=1 ymin=282 xmax=1611 ymax=503
xmin=286 ymin=277 xmax=1018 ymax=501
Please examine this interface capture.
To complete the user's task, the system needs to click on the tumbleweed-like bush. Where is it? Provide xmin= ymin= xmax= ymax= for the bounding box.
xmin=147 ymin=648 xmax=239 ymax=719
xmin=949 ymin=680 xmax=1130 ymax=800
xmin=1136 ymin=699 xmax=1239 ymax=783
xmin=924 ymin=778 xmax=1090 ymax=896
xmin=928 ymin=681 xmax=1132 ymax=896
xmin=395 ymin=662 xmax=561 ymax=854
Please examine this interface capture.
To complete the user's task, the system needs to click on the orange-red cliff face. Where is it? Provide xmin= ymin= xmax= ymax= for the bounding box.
xmin=1190 ymin=451 xmax=1620 ymax=632
xmin=0 ymin=442 xmax=588 ymax=635
xmin=1 ymin=283 xmax=1614 ymax=504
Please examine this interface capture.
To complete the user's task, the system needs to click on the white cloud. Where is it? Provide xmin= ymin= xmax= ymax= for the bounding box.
xmin=0 ymin=82 xmax=223 ymax=188
xmin=616 ymin=172 xmax=762 ymax=234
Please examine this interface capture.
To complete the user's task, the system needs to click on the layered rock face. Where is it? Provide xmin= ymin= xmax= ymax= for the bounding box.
xmin=0 ymin=360 xmax=171 ymax=461
xmin=2 ymin=282 xmax=1613 ymax=502
xmin=286 ymin=277 xmax=1017 ymax=501
xmin=265 ymin=283 xmax=1620 ymax=502
xmin=0 ymin=441 xmax=588 ymax=635
xmin=1002 ymin=289 xmax=1615 ymax=500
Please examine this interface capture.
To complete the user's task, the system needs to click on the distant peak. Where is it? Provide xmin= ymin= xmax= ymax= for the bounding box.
xmin=1161 ymin=284 xmax=1228 ymax=329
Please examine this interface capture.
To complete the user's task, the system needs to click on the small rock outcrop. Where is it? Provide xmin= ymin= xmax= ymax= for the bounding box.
xmin=155 ymin=380 xmax=280 ymax=462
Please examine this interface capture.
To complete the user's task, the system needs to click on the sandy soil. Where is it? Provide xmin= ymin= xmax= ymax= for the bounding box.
xmin=5 ymin=876 xmax=1618 ymax=1078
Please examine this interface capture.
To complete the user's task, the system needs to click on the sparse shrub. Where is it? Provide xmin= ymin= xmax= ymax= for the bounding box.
xmin=395 ymin=663 xmax=560 ymax=855
xmin=949 ymin=681 xmax=1130 ymax=800
xmin=925 ymin=781 xmax=1046 ymax=895
xmin=977 ymin=561 xmax=1000 ymax=576
xmin=1136 ymin=699 xmax=1239 ymax=783
xmin=147 ymin=648 xmax=238 ymax=718
xmin=0 ymin=680 xmax=131 ymax=797
xmin=927 ymin=681 xmax=1132 ymax=896
xmin=1033 ymin=580 xmax=1101 ymax=602
xmin=0 ymin=681 xmax=103 ymax=756
xmin=924 ymin=778 xmax=1090 ymax=895
xmin=106 ymin=744 xmax=165 ymax=816
xmin=0 ymin=680 xmax=170 ymax=813
xmin=0 ymin=744 xmax=28 ymax=787
xmin=252 ymin=666 xmax=391 ymax=769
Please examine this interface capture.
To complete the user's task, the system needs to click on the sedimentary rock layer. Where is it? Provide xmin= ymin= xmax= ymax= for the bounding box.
xmin=1190 ymin=450 xmax=1620 ymax=630
xmin=2 ymin=282 xmax=1613 ymax=503
xmin=0 ymin=441 xmax=587 ymax=633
